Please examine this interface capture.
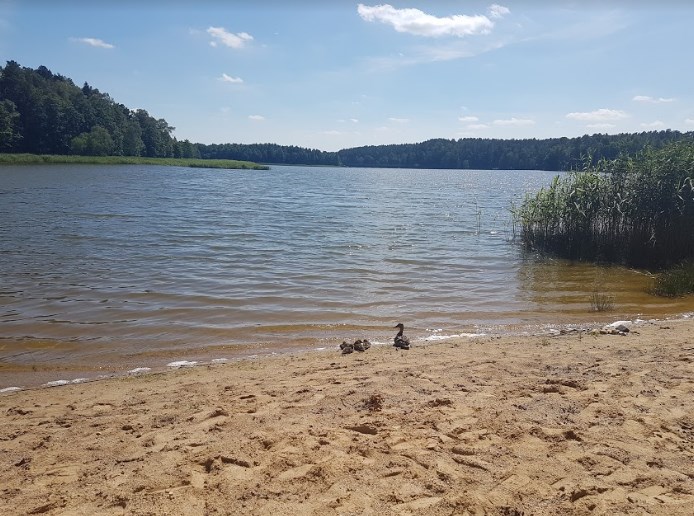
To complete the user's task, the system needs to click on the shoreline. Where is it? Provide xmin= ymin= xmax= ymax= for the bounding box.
xmin=1 ymin=317 xmax=692 ymax=514
xmin=2 ymin=313 xmax=693 ymax=393
xmin=0 ymin=153 xmax=268 ymax=169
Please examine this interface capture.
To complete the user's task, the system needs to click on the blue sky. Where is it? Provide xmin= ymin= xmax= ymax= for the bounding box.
xmin=1 ymin=1 xmax=693 ymax=151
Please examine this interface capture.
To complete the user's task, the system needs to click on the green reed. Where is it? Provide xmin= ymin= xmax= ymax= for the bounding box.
xmin=651 ymin=260 xmax=694 ymax=297
xmin=516 ymin=141 xmax=694 ymax=271
xmin=589 ymin=290 xmax=615 ymax=312
xmin=0 ymin=153 xmax=268 ymax=170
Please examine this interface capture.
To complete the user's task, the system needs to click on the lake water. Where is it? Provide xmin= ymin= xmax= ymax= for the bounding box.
xmin=2 ymin=164 xmax=693 ymax=387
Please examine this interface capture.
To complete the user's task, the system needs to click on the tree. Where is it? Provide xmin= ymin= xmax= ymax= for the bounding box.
xmin=122 ymin=118 xmax=145 ymax=156
xmin=0 ymin=99 xmax=21 ymax=151
xmin=70 ymin=125 xmax=113 ymax=156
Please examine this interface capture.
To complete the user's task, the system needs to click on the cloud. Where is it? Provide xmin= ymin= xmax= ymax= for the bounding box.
xmin=458 ymin=116 xmax=479 ymax=123
xmin=686 ymin=119 xmax=694 ymax=126
xmin=357 ymin=4 xmax=503 ymax=38
xmin=566 ymin=109 xmax=628 ymax=121
xmin=388 ymin=117 xmax=409 ymax=123
xmin=640 ymin=121 xmax=665 ymax=128
xmin=467 ymin=124 xmax=490 ymax=130
xmin=488 ymin=4 xmax=511 ymax=19
xmin=248 ymin=115 xmax=265 ymax=121
xmin=207 ymin=27 xmax=253 ymax=49
xmin=219 ymin=73 xmax=243 ymax=84
xmin=71 ymin=37 xmax=115 ymax=49
xmin=493 ymin=117 xmax=535 ymax=126
xmin=632 ymin=95 xmax=675 ymax=104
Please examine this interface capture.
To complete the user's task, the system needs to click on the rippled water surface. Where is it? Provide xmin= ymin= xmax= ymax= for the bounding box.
xmin=2 ymin=164 xmax=693 ymax=385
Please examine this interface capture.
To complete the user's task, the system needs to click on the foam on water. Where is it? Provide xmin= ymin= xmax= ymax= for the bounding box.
xmin=43 ymin=380 xmax=70 ymax=387
xmin=128 ymin=367 xmax=152 ymax=374
xmin=1 ymin=387 xmax=22 ymax=393
xmin=167 ymin=360 xmax=198 ymax=368
xmin=424 ymin=333 xmax=487 ymax=342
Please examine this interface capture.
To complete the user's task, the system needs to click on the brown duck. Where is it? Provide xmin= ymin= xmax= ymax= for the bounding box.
xmin=393 ymin=323 xmax=411 ymax=350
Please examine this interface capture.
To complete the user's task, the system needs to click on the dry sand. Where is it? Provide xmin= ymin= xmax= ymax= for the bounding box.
xmin=1 ymin=319 xmax=693 ymax=515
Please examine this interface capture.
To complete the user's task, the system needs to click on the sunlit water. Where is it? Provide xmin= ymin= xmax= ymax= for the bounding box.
xmin=1 ymin=164 xmax=692 ymax=387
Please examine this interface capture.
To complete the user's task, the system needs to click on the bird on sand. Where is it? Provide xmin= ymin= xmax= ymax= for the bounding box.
xmin=354 ymin=339 xmax=371 ymax=352
xmin=393 ymin=323 xmax=411 ymax=350
xmin=340 ymin=339 xmax=372 ymax=354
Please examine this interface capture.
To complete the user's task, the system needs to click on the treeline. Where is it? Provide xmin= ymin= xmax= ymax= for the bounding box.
xmin=193 ymin=132 xmax=694 ymax=171
xmin=0 ymin=60 xmax=199 ymax=158
xmin=198 ymin=143 xmax=335 ymax=166
xmin=2 ymin=61 xmax=693 ymax=171
xmin=336 ymin=133 xmax=693 ymax=170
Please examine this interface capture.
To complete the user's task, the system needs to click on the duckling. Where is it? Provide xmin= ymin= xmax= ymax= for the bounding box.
xmin=353 ymin=339 xmax=372 ymax=352
xmin=394 ymin=323 xmax=411 ymax=350
xmin=340 ymin=341 xmax=354 ymax=354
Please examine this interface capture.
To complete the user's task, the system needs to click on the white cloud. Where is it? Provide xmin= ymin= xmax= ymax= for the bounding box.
xmin=323 ymin=130 xmax=342 ymax=136
xmin=71 ymin=37 xmax=115 ymax=49
xmin=458 ymin=116 xmax=479 ymax=123
xmin=488 ymin=4 xmax=511 ymax=19
xmin=248 ymin=115 xmax=265 ymax=121
xmin=388 ymin=117 xmax=409 ymax=123
xmin=566 ymin=109 xmax=628 ymax=121
xmin=349 ymin=118 xmax=359 ymax=123
xmin=640 ymin=121 xmax=665 ymax=128
xmin=219 ymin=73 xmax=243 ymax=84
xmin=493 ymin=117 xmax=535 ymax=126
xmin=686 ymin=118 xmax=694 ymax=126
xmin=632 ymin=95 xmax=675 ymax=104
xmin=467 ymin=124 xmax=490 ymax=130
xmin=357 ymin=4 xmax=497 ymax=38
xmin=207 ymin=27 xmax=253 ymax=49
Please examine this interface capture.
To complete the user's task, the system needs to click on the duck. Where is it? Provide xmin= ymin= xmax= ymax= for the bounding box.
xmin=354 ymin=339 xmax=372 ymax=352
xmin=340 ymin=341 xmax=354 ymax=354
xmin=393 ymin=323 xmax=411 ymax=350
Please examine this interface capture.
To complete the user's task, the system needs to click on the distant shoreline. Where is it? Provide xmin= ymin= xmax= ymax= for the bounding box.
xmin=0 ymin=153 xmax=269 ymax=170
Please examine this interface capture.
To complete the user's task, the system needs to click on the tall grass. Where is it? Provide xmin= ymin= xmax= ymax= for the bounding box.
xmin=516 ymin=141 xmax=694 ymax=270
xmin=651 ymin=261 xmax=694 ymax=297
xmin=0 ymin=153 xmax=268 ymax=170
xmin=589 ymin=290 xmax=615 ymax=312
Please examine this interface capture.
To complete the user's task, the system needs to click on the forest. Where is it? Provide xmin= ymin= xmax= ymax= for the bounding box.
xmin=0 ymin=61 xmax=198 ymax=159
xmin=2 ymin=61 xmax=693 ymax=171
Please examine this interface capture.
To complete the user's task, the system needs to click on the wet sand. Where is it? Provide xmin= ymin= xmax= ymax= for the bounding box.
xmin=1 ymin=318 xmax=693 ymax=515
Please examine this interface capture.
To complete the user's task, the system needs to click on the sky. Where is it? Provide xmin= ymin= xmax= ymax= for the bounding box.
xmin=1 ymin=0 xmax=693 ymax=151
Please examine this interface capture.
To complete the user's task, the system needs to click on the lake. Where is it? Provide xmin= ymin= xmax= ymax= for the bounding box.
xmin=1 ymin=164 xmax=693 ymax=387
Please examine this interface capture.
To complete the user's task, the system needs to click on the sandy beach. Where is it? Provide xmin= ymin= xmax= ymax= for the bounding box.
xmin=1 ymin=318 xmax=693 ymax=515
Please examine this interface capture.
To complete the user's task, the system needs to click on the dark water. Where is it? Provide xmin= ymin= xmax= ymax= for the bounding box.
xmin=1 ymin=164 xmax=692 ymax=387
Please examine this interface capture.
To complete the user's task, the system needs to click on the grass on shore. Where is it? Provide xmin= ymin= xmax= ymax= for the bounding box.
xmin=0 ymin=153 xmax=269 ymax=170
xmin=652 ymin=261 xmax=694 ymax=297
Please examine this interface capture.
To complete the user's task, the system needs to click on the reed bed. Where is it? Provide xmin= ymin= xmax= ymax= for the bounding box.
xmin=0 ymin=153 xmax=268 ymax=170
xmin=651 ymin=260 xmax=694 ymax=297
xmin=517 ymin=142 xmax=694 ymax=271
